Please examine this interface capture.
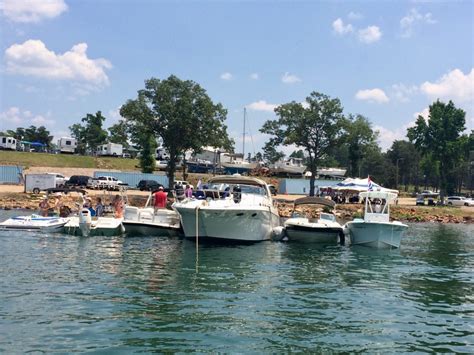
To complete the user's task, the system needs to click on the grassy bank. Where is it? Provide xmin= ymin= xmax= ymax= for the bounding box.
xmin=0 ymin=151 xmax=139 ymax=171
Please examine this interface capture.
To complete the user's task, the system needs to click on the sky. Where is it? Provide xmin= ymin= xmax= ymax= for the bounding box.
xmin=1 ymin=0 xmax=473 ymax=155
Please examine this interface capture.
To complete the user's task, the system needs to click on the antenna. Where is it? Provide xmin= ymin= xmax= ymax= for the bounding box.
xmin=242 ymin=107 xmax=246 ymax=158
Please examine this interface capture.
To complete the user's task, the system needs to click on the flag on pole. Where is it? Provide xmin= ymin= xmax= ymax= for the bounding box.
xmin=368 ymin=175 xmax=374 ymax=191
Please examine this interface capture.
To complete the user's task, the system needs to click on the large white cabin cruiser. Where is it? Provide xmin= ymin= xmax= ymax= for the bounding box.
xmin=270 ymin=157 xmax=306 ymax=176
xmin=123 ymin=192 xmax=181 ymax=237
xmin=172 ymin=176 xmax=280 ymax=242
xmin=0 ymin=214 xmax=68 ymax=232
xmin=284 ymin=197 xmax=343 ymax=244
xmin=344 ymin=191 xmax=407 ymax=249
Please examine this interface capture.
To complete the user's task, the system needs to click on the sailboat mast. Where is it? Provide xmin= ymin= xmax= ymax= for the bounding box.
xmin=242 ymin=108 xmax=246 ymax=160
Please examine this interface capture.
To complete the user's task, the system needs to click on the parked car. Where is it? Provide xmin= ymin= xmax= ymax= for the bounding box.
xmin=137 ymin=179 xmax=163 ymax=191
xmin=416 ymin=194 xmax=425 ymax=206
xmin=446 ymin=196 xmax=474 ymax=207
xmin=94 ymin=176 xmax=125 ymax=190
xmin=66 ymin=175 xmax=94 ymax=188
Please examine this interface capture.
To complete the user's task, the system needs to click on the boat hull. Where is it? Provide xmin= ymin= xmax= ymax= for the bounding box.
xmin=0 ymin=216 xmax=68 ymax=232
xmin=345 ymin=221 xmax=407 ymax=249
xmin=175 ymin=206 xmax=280 ymax=242
xmin=63 ymin=217 xmax=125 ymax=237
xmin=123 ymin=221 xmax=180 ymax=237
xmin=285 ymin=224 xmax=342 ymax=243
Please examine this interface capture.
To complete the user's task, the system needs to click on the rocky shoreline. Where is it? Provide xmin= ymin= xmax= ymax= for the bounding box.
xmin=1 ymin=191 xmax=472 ymax=224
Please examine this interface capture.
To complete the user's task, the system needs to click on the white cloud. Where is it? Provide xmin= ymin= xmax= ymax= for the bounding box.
xmin=220 ymin=72 xmax=233 ymax=80
xmin=332 ymin=18 xmax=353 ymax=35
xmin=400 ymin=8 xmax=436 ymax=38
xmin=420 ymin=68 xmax=474 ymax=103
xmin=0 ymin=107 xmax=55 ymax=127
xmin=413 ymin=107 xmax=430 ymax=121
xmin=391 ymin=83 xmax=419 ymax=102
xmin=373 ymin=125 xmax=406 ymax=151
xmin=0 ymin=0 xmax=68 ymax=23
xmin=246 ymin=100 xmax=278 ymax=112
xmin=348 ymin=11 xmax=363 ymax=20
xmin=5 ymin=40 xmax=112 ymax=87
xmin=355 ymin=88 xmax=389 ymax=103
xmin=358 ymin=25 xmax=382 ymax=43
xmin=281 ymin=72 xmax=301 ymax=84
xmin=250 ymin=73 xmax=259 ymax=80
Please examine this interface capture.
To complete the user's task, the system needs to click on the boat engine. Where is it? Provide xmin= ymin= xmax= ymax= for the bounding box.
xmin=79 ymin=208 xmax=92 ymax=237
xmin=233 ymin=185 xmax=242 ymax=204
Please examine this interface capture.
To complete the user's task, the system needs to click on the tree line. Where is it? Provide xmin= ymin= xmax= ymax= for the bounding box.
xmin=2 ymin=74 xmax=472 ymax=199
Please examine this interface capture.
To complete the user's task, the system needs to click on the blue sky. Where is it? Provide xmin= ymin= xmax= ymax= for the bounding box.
xmin=1 ymin=0 xmax=473 ymax=154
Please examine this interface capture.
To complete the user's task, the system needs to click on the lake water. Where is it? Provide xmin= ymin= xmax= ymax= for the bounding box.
xmin=0 ymin=210 xmax=473 ymax=352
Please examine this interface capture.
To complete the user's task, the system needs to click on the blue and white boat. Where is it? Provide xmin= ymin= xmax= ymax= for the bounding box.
xmin=344 ymin=191 xmax=407 ymax=249
xmin=0 ymin=214 xmax=69 ymax=232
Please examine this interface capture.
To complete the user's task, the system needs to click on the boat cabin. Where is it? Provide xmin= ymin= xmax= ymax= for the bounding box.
xmin=359 ymin=191 xmax=398 ymax=223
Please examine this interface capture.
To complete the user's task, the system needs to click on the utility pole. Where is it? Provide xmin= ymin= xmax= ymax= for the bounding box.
xmin=242 ymin=108 xmax=246 ymax=159
xmin=396 ymin=158 xmax=404 ymax=190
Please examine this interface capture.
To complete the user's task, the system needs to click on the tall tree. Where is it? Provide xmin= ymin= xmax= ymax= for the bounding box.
xmin=386 ymin=140 xmax=422 ymax=191
xmin=108 ymin=120 xmax=130 ymax=149
xmin=407 ymin=100 xmax=466 ymax=201
xmin=262 ymin=141 xmax=285 ymax=164
xmin=81 ymin=111 xmax=108 ymax=154
xmin=261 ymin=92 xmax=344 ymax=196
xmin=121 ymin=75 xmax=233 ymax=187
xmin=69 ymin=123 xmax=87 ymax=155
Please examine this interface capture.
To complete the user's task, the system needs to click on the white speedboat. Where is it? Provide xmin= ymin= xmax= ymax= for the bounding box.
xmin=344 ymin=191 xmax=407 ymax=249
xmin=270 ymin=157 xmax=306 ymax=176
xmin=283 ymin=197 xmax=343 ymax=243
xmin=172 ymin=176 xmax=281 ymax=242
xmin=0 ymin=214 xmax=69 ymax=232
xmin=123 ymin=193 xmax=181 ymax=237
xmin=63 ymin=208 xmax=125 ymax=237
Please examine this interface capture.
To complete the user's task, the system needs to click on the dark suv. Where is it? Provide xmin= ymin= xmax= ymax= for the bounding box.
xmin=66 ymin=175 xmax=93 ymax=188
xmin=137 ymin=179 xmax=163 ymax=191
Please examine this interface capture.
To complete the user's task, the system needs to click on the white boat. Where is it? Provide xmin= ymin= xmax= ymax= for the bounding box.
xmin=304 ymin=167 xmax=347 ymax=178
xmin=283 ymin=197 xmax=343 ymax=243
xmin=63 ymin=208 xmax=125 ymax=237
xmin=270 ymin=157 xmax=306 ymax=176
xmin=123 ymin=193 xmax=181 ymax=237
xmin=0 ymin=214 xmax=68 ymax=232
xmin=344 ymin=191 xmax=407 ymax=249
xmin=172 ymin=175 xmax=281 ymax=242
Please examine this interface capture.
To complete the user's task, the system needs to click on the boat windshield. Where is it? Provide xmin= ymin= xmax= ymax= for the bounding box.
xmin=206 ymin=183 xmax=267 ymax=196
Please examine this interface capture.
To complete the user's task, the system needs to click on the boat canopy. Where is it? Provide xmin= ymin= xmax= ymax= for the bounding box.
xmin=359 ymin=191 xmax=398 ymax=201
xmin=293 ymin=196 xmax=336 ymax=208
xmin=207 ymin=175 xmax=268 ymax=188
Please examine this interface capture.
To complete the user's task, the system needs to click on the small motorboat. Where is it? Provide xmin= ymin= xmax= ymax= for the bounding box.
xmin=63 ymin=208 xmax=125 ymax=237
xmin=344 ymin=191 xmax=408 ymax=249
xmin=0 ymin=214 xmax=69 ymax=232
xmin=123 ymin=206 xmax=181 ymax=237
xmin=283 ymin=197 xmax=343 ymax=244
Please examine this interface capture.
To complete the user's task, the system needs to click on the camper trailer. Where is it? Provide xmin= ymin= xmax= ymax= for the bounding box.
xmin=97 ymin=143 xmax=123 ymax=156
xmin=0 ymin=136 xmax=17 ymax=150
xmin=58 ymin=137 xmax=77 ymax=154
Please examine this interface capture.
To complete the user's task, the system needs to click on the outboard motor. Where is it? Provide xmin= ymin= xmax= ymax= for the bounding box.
xmin=233 ymin=185 xmax=242 ymax=204
xmin=175 ymin=184 xmax=185 ymax=201
xmin=79 ymin=208 xmax=92 ymax=237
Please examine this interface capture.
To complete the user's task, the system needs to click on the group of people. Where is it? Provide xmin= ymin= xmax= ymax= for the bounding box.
xmin=38 ymin=194 xmax=124 ymax=218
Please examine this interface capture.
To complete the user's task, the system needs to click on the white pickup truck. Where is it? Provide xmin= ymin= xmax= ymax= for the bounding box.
xmin=93 ymin=176 xmax=125 ymax=191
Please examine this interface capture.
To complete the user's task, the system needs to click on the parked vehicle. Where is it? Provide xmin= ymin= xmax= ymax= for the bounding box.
xmin=416 ymin=195 xmax=425 ymax=206
xmin=66 ymin=175 xmax=94 ymax=188
xmin=97 ymin=143 xmax=123 ymax=156
xmin=93 ymin=176 xmax=125 ymax=190
xmin=421 ymin=190 xmax=439 ymax=197
xmin=446 ymin=196 xmax=474 ymax=207
xmin=0 ymin=136 xmax=17 ymax=150
xmin=137 ymin=180 xmax=163 ymax=191
xmin=175 ymin=180 xmax=194 ymax=189
xmin=25 ymin=174 xmax=57 ymax=194
xmin=47 ymin=173 xmax=68 ymax=187
xmin=57 ymin=137 xmax=76 ymax=154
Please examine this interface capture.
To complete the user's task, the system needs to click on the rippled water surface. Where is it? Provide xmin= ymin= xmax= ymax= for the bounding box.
xmin=0 ymin=210 xmax=473 ymax=352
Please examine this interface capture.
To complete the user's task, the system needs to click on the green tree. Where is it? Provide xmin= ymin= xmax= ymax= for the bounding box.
xmin=262 ymin=141 xmax=285 ymax=164
xmin=261 ymin=91 xmax=344 ymax=196
xmin=69 ymin=123 xmax=87 ymax=155
xmin=108 ymin=120 xmax=130 ymax=149
xmin=386 ymin=140 xmax=422 ymax=191
xmin=121 ymin=75 xmax=233 ymax=187
xmin=407 ymin=100 xmax=466 ymax=201
xmin=80 ymin=111 xmax=108 ymax=154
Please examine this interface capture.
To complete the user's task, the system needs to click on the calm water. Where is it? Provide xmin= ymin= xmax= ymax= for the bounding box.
xmin=0 ymin=210 xmax=473 ymax=353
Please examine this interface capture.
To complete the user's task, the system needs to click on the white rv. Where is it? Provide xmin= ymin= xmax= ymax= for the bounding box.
xmin=58 ymin=137 xmax=77 ymax=154
xmin=97 ymin=143 xmax=123 ymax=156
xmin=0 ymin=136 xmax=17 ymax=150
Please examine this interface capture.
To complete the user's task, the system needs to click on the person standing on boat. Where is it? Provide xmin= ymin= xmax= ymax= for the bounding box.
xmin=113 ymin=195 xmax=124 ymax=218
xmin=184 ymin=184 xmax=193 ymax=198
xmin=153 ymin=186 xmax=168 ymax=212
xmin=95 ymin=197 xmax=104 ymax=217
xmin=39 ymin=197 xmax=49 ymax=217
